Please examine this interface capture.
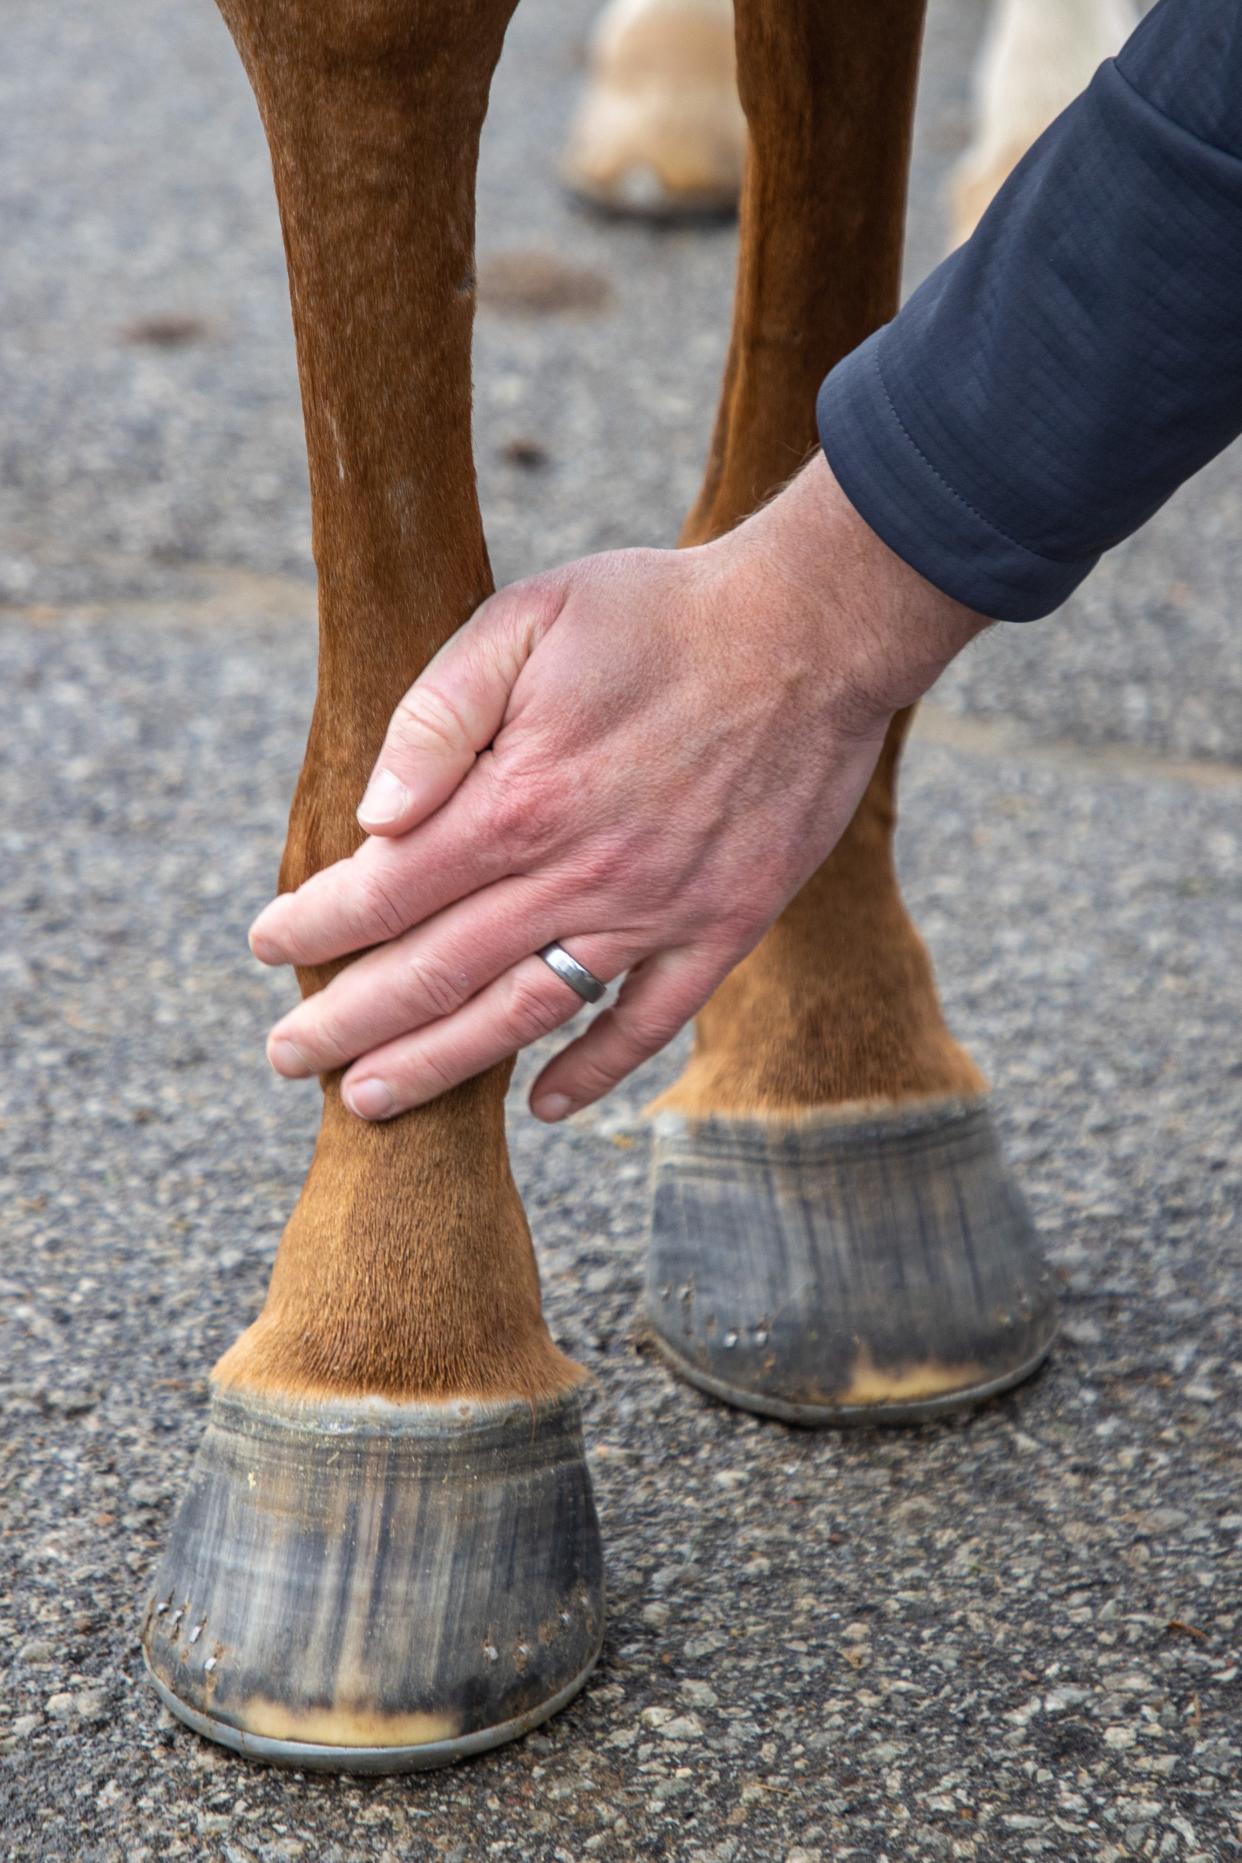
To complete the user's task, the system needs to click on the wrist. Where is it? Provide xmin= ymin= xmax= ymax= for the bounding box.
xmin=723 ymin=452 xmax=990 ymax=722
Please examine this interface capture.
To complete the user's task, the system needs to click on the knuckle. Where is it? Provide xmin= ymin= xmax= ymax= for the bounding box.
xmin=355 ymin=864 xmax=410 ymax=943
xmin=391 ymin=682 xmax=472 ymax=760
xmin=406 ymin=951 xmax=468 ymax=1023
xmin=501 ymin=967 xmax=564 ymax=1045
xmin=412 ymin=1045 xmax=462 ymax=1101
xmin=569 ymin=833 xmax=629 ymax=897
xmin=476 ymin=774 xmax=521 ymax=849
xmin=620 ymin=1000 xmax=683 ymax=1055
xmin=311 ymin=1002 xmax=358 ymax=1064
xmin=562 ymin=1046 xmax=619 ymax=1101
xmin=479 ymin=762 xmax=560 ymax=867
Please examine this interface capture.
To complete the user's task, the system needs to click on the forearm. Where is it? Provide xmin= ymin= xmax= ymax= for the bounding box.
xmin=818 ymin=0 xmax=1242 ymax=622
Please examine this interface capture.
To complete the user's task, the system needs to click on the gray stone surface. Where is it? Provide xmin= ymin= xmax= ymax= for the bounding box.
xmin=1 ymin=0 xmax=1239 ymax=1859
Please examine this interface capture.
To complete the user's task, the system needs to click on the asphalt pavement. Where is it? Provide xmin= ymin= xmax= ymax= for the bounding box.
xmin=2 ymin=1 xmax=1239 ymax=1859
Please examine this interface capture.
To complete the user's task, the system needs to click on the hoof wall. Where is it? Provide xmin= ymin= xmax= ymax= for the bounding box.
xmin=142 ymin=1388 xmax=604 ymax=1772
xmin=646 ymin=1100 xmax=1058 ymax=1426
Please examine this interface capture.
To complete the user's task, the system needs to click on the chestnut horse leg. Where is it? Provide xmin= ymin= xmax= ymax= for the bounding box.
xmin=142 ymin=0 xmax=603 ymax=1771
xmin=645 ymin=0 xmax=1057 ymax=1422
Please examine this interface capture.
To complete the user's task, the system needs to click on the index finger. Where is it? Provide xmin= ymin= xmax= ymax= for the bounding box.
xmin=356 ymin=577 xmax=562 ymax=837
xmin=248 ymin=776 xmax=509 ymax=968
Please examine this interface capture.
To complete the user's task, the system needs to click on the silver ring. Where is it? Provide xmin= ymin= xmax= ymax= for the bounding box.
xmin=537 ymin=942 xmax=606 ymax=1004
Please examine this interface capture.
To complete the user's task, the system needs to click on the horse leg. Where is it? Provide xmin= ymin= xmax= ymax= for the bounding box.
xmin=563 ymin=0 xmax=746 ymax=217
xmin=645 ymin=0 xmax=1057 ymax=1422
xmin=949 ymin=0 xmax=1138 ymax=245
xmin=142 ymin=0 xmax=603 ymax=1770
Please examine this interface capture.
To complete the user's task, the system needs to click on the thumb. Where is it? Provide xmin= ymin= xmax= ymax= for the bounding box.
xmin=356 ymin=578 xmax=561 ymax=836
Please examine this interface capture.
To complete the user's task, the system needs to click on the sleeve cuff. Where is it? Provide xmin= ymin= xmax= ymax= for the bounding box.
xmin=817 ymin=333 xmax=1100 ymax=623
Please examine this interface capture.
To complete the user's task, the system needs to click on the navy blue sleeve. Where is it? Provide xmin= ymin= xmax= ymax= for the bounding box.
xmin=817 ymin=0 xmax=1242 ymax=621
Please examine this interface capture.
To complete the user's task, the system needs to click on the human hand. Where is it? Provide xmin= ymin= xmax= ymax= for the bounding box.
xmin=249 ymin=455 xmax=987 ymax=1122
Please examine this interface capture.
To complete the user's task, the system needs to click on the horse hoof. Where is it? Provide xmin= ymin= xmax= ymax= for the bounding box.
xmin=645 ymin=1099 xmax=1058 ymax=1426
xmin=141 ymin=1387 xmax=604 ymax=1772
xmin=561 ymin=0 xmax=745 ymax=221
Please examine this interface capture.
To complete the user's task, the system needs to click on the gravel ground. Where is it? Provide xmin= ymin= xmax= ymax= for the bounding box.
xmin=1 ymin=0 xmax=1239 ymax=1859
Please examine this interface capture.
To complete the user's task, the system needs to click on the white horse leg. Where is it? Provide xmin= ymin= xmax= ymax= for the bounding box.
xmin=949 ymin=0 xmax=1139 ymax=245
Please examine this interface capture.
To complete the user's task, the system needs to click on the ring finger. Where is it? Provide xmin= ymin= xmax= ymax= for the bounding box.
xmin=339 ymin=934 xmax=638 ymax=1119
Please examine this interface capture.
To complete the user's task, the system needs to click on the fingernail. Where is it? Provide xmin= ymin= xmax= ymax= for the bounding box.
xmin=345 ymin=1077 xmax=397 ymax=1120
xmin=267 ymin=1032 xmax=311 ymax=1077
xmin=532 ymin=1092 xmax=574 ymax=1123
xmin=357 ymin=768 xmax=410 ymax=828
